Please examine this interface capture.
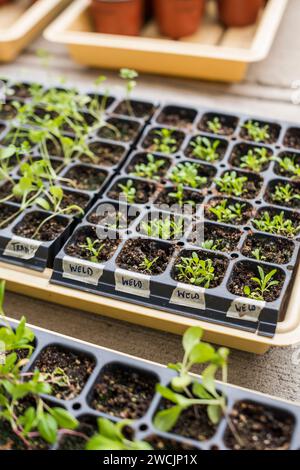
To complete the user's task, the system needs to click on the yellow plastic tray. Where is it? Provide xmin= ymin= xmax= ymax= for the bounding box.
xmin=44 ymin=0 xmax=288 ymax=82
xmin=0 ymin=0 xmax=71 ymax=62
xmin=0 ymin=260 xmax=299 ymax=355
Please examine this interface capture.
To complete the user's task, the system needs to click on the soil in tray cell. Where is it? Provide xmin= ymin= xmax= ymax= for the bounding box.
xmin=184 ymin=135 xmax=228 ymax=163
xmin=142 ymin=127 xmax=185 ymax=154
xmin=240 ymin=119 xmax=281 ymax=145
xmin=229 ymin=143 xmax=272 ymax=172
xmin=154 ymin=186 xmax=204 ymax=213
xmin=156 ymin=105 xmax=197 ymax=131
xmin=284 ymin=127 xmax=300 ymax=150
xmin=241 ymin=233 xmax=295 ymax=265
xmin=125 ymin=152 xmax=171 ymax=182
xmin=1 ymin=127 xmax=35 ymax=149
xmin=90 ymin=363 xmax=157 ymax=419
xmin=224 ymin=401 xmax=295 ymax=450
xmin=32 ymin=345 xmax=95 ymax=401
xmin=172 ymin=249 xmax=229 ymax=289
xmin=87 ymin=202 xmax=139 ymax=230
xmin=8 ymin=82 xmax=42 ymax=101
xmin=167 ymin=161 xmax=216 ymax=191
xmin=97 ymin=117 xmax=141 ymax=143
xmin=108 ymin=177 xmax=157 ymax=204
xmin=60 ymin=190 xmax=90 ymax=213
xmin=227 ymin=260 xmax=285 ymax=302
xmin=189 ymin=222 xmax=242 ymax=253
xmin=87 ymin=93 xmax=115 ymax=110
xmin=0 ymin=417 xmax=49 ymax=451
xmin=198 ymin=112 xmax=239 ymax=136
xmin=0 ymin=203 xmax=19 ymax=230
xmin=63 ymin=165 xmax=108 ymax=192
xmin=204 ymin=197 xmax=254 ymax=226
xmin=116 ymin=238 xmax=174 ymax=275
xmin=65 ymin=226 xmax=121 ymax=263
xmin=145 ymin=434 xmax=199 ymax=451
xmin=273 ymin=151 xmax=300 ymax=179
xmin=264 ymin=179 xmax=300 ymax=209
xmin=58 ymin=415 xmax=97 ymax=450
xmin=13 ymin=211 xmax=69 ymax=242
xmin=0 ymin=101 xmax=18 ymax=121
xmin=114 ymin=100 xmax=155 ymax=120
xmin=215 ymin=170 xmax=263 ymax=200
xmin=252 ymin=207 xmax=300 ymax=239
xmin=79 ymin=141 xmax=126 ymax=167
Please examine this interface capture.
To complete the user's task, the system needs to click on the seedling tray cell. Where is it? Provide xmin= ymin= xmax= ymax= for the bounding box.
xmin=1 ymin=317 xmax=300 ymax=450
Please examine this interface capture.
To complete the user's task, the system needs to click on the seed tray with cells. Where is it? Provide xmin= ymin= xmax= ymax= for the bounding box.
xmin=51 ymin=103 xmax=300 ymax=337
xmin=1 ymin=317 xmax=299 ymax=450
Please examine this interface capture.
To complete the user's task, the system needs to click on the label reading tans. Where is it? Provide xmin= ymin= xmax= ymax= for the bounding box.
xmin=170 ymin=283 xmax=206 ymax=310
xmin=3 ymin=237 xmax=41 ymax=260
xmin=115 ymin=269 xmax=150 ymax=298
xmin=63 ymin=256 xmax=104 ymax=286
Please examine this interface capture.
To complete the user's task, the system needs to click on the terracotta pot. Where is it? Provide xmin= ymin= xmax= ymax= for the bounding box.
xmin=154 ymin=0 xmax=204 ymax=39
xmin=218 ymin=0 xmax=264 ymax=27
xmin=90 ymin=0 xmax=144 ymax=36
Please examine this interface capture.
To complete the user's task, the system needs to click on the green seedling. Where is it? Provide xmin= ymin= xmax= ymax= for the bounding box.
xmin=243 ymin=266 xmax=279 ymax=301
xmin=272 ymin=155 xmax=300 ymax=179
xmin=201 ymin=239 xmax=220 ymax=251
xmin=0 ymin=145 xmax=16 ymax=182
xmin=242 ymin=121 xmax=270 ymax=143
xmin=170 ymin=162 xmax=207 ymax=189
xmin=272 ymin=183 xmax=300 ymax=204
xmin=240 ymin=147 xmax=269 ymax=172
xmin=141 ymin=217 xmax=184 ymax=240
xmin=253 ymin=211 xmax=300 ymax=237
xmin=118 ymin=180 xmax=136 ymax=204
xmin=207 ymin=117 xmax=222 ymax=134
xmin=119 ymin=68 xmax=138 ymax=116
xmin=209 ymin=200 xmax=245 ymax=224
xmin=251 ymin=248 xmax=266 ymax=261
xmin=139 ymin=256 xmax=159 ymax=273
xmin=79 ymin=237 xmax=105 ymax=263
xmin=176 ymin=252 xmax=215 ymax=288
xmin=131 ymin=154 xmax=166 ymax=180
xmin=153 ymin=128 xmax=177 ymax=154
xmin=215 ymin=171 xmax=248 ymax=197
xmin=190 ymin=136 xmax=221 ymax=163
xmin=169 ymin=183 xmax=196 ymax=208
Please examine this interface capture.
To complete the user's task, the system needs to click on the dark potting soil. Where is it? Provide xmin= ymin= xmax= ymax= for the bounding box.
xmin=0 ymin=419 xmax=49 ymax=451
xmin=0 ymin=102 xmax=17 ymax=120
xmin=87 ymin=93 xmax=115 ymax=109
xmin=98 ymin=118 xmax=140 ymax=143
xmin=33 ymin=345 xmax=95 ymax=400
xmin=264 ymin=180 xmax=300 ymax=209
xmin=284 ymin=128 xmax=300 ymax=150
xmin=224 ymin=401 xmax=295 ymax=450
xmin=205 ymin=198 xmax=253 ymax=226
xmin=90 ymin=364 xmax=156 ymax=419
xmin=9 ymin=82 xmax=37 ymax=100
xmin=127 ymin=153 xmax=171 ymax=180
xmin=155 ymin=186 xmax=204 ymax=211
xmin=46 ymin=137 xmax=64 ymax=158
xmin=108 ymin=179 xmax=157 ymax=204
xmin=88 ymin=203 xmax=139 ymax=229
xmin=216 ymin=171 xmax=262 ymax=200
xmin=228 ymin=261 xmax=285 ymax=302
xmin=198 ymin=113 xmax=238 ymax=136
xmin=65 ymin=226 xmax=121 ymax=262
xmin=274 ymin=152 xmax=300 ymax=179
xmin=0 ymin=204 xmax=19 ymax=229
xmin=58 ymin=417 xmax=96 ymax=450
xmin=229 ymin=143 xmax=272 ymax=171
xmin=185 ymin=135 xmax=227 ymax=162
xmin=240 ymin=121 xmax=280 ymax=145
xmin=117 ymin=238 xmax=174 ymax=275
xmin=61 ymin=190 xmax=90 ymax=212
xmin=142 ymin=128 xmax=185 ymax=154
xmin=191 ymin=223 xmax=242 ymax=253
xmin=172 ymin=250 xmax=228 ymax=289
xmin=13 ymin=212 xmax=68 ymax=242
xmin=80 ymin=141 xmax=125 ymax=167
xmin=157 ymin=106 xmax=197 ymax=131
xmin=64 ymin=165 xmax=107 ymax=191
xmin=145 ymin=434 xmax=198 ymax=451
xmin=114 ymin=100 xmax=155 ymax=119
xmin=241 ymin=234 xmax=294 ymax=265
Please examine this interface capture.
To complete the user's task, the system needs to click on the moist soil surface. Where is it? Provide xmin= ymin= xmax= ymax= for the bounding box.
xmin=284 ymin=129 xmax=300 ymax=150
xmin=10 ymin=83 xmax=35 ymax=100
xmin=228 ymin=261 xmax=285 ymax=302
xmin=205 ymin=198 xmax=253 ymax=226
xmin=80 ymin=142 xmax=125 ymax=167
xmin=242 ymin=234 xmax=294 ymax=264
xmin=114 ymin=100 xmax=155 ymax=119
xmin=0 ymin=419 xmax=49 ymax=451
xmin=0 ymin=204 xmax=19 ymax=229
xmin=64 ymin=166 xmax=107 ymax=191
xmin=198 ymin=113 xmax=238 ymax=136
xmin=146 ymin=435 xmax=198 ymax=451
xmin=117 ymin=238 xmax=174 ymax=275
xmin=240 ymin=122 xmax=280 ymax=144
xmin=0 ymin=102 xmax=17 ymax=120
xmin=142 ymin=129 xmax=185 ymax=154
xmin=191 ymin=223 xmax=242 ymax=252
xmin=229 ymin=143 xmax=272 ymax=171
xmin=61 ymin=190 xmax=90 ymax=213
xmin=58 ymin=417 xmax=97 ymax=450
xmin=88 ymin=204 xmax=138 ymax=229
xmin=157 ymin=107 xmax=196 ymax=130
xmin=216 ymin=171 xmax=262 ymax=199
xmin=90 ymin=364 xmax=156 ymax=419
xmin=224 ymin=401 xmax=294 ymax=450
xmin=264 ymin=181 xmax=300 ymax=209
xmin=33 ymin=345 xmax=95 ymax=400
xmin=127 ymin=153 xmax=171 ymax=180
xmin=155 ymin=186 xmax=204 ymax=211
xmin=172 ymin=250 xmax=228 ymax=288
xmin=185 ymin=135 xmax=227 ymax=162
xmin=65 ymin=227 xmax=121 ymax=262
xmin=98 ymin=118 xmax=140 ymax=143
xmin=108 ymin=179 xmax=156 ymax=204
xmin=13 ymin=212 xmax=68 ymax=242
xmin=46 ymin=137 xmax=65 ymax=158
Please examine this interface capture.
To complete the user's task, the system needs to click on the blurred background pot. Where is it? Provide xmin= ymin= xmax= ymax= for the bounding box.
xmin=154 ymin=0 xmax=204 ymax=39
xmin=90 ymin=0 xmax=144 ymax=36
xmin=218 ymin=0 xmax=264 ymax=27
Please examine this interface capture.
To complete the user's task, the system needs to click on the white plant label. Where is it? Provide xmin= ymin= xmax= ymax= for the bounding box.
xmin=170 ymin=283 xmax=206 ymax=310
xmin=226 ymin=297 xmax=266 ymax=322
xmin=115 ymin=269 xmax=150 ymax=298
xmin=63 ymin=256 xmax=104 ymax=286
xmin=3 ymin=237 xmax=41 ymax=260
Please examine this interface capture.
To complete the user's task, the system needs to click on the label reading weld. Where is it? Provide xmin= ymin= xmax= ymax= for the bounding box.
xmin=115 ymin=269 xmax=150 ymax=298
xmin=3 ymin=237 xmax=41 ymax=260
xmin=62 ymin=256 xmax=104 ymax=286
xmin=170 ymin=283 xmax=206 ymax=310
xmin=227 ymin=297 xmax=266 ymax=322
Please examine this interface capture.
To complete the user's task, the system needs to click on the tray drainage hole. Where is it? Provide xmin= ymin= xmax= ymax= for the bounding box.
xmin=231 ymin=253 xmax=239 ymax=259
xmin=139 ymin=424 xmax=149 ymax=432
xmin=210 ymin=445 xmax=220 ymax=450
xmin=220 ymin=164 xmax=226 ymax=168
xmin=72 ymin=403 xmax=82 ymax=411
xmin=177 ymin=242 xmax=185 ymax=247
xmin=255 ymin=201 xmax=262 ymax=205
xmin=244 ymin=226 xmax=251 ymax=231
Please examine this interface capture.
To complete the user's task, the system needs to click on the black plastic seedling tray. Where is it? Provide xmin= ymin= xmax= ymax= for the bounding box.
xmin=52 ymin=103 xmax=300 ymax=338
xmin=1 ymin=318 xmax=300 ymax=451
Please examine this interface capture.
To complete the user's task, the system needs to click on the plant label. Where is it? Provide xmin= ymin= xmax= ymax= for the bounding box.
xmin=115 ymin=269 xmax=151 ymax=298
xmin=170 ymin=283 xmax=206 ymax=310
xmin=227 ymin=297 xmax=266 ymax=322
xmin=3 ymin=237 xmax=41 ymax=260
xmin=62 ymin=256 xmax=104 ymax=286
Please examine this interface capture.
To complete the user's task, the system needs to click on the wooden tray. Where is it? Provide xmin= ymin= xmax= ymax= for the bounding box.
xmin=44 ymin=0 xmax=288 ymax=82
xmin=1 ymin=259 xmax=300 ymax=355
xmin=0 ymin=0 xmax=71 ymax=62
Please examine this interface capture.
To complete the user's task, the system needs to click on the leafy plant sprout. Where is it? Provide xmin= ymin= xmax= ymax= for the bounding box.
xmin=251 ymin=248 xmax=266 ymax=261
xmin=141 ymin=216 xmax=184 ymax=240
xmin=240 ymin=147 xmax=269 ymax=172
xmin=118 ymin=180 xmax=136 ymax=204
xmin=272 ymin=183 xmax=300 ymax=204
xmin=209 ymin=200 xmax=245 ymax=224
xmin=190 ymin=136 xmax=221 ymax=163
xmin=139 ymin=256 xmax=159 ymax=273
xmin=207 ymin=117 xmax=222 ymax=134
xmin=175 ymin=252 xmax=215 ymax=288
xmin=0 ymin=145 xmax=16 ymax=183
xmin=79 ymin=237 xmax=105 ymax=263
xmin=253 ymin=211 xmax=300 ymax=237
xmin=243 ymin=266 xmax=279 ymax=301
xmin=130 ymin=154 xmax=166 ymax=181
xmin=170 ymin=162 xmax=207 ymax=189
xmin=201 ymin=239 xmax=220 ymax=251
xmin=272 ymin=155 xmax=300 ymax=179
xmin=169 ymin=183 xmax=196 ymax=208
xmin=119 ymin=68 xmax=138 ymax=117
xmin=215 ymin=171 xmax=248 ymax=197
xmin=242 ymin=121 xmax=270 ymax=143
xmin=153 ymin=128 xmax=177 ymax=154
